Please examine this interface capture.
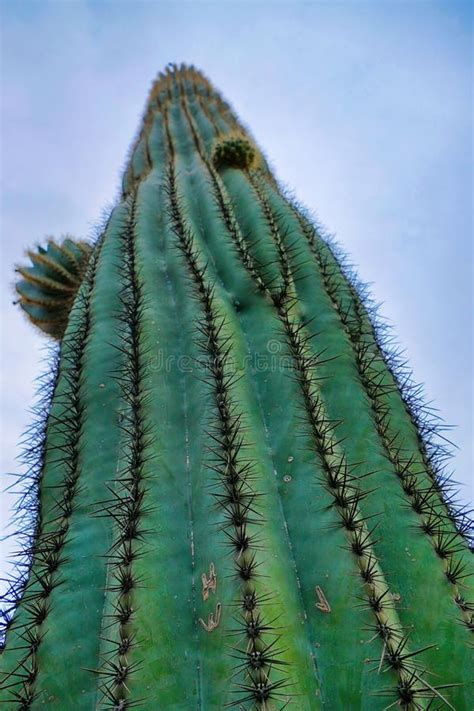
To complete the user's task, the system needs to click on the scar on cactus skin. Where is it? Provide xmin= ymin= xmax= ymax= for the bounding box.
xmin=212 ymin=133 xmax=257 ymax=170
xmin=315 ymin=586 xmax=331 ymax=613
xmin=199 ymin=602 xmax=222 ymax=632
xmin=14 ymin=236 xmax=92 ymax=339
xmin=201 ymin=562 xmax=217 ymax=600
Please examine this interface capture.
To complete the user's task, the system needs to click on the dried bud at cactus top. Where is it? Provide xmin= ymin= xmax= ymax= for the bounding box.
xmin=15 ymin=236 xmax=92 ymax=339
xmin=212 ymin=134 xmax=256 ymax=169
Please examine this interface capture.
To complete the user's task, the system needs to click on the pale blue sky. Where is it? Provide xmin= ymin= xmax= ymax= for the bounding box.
xmin=1 ymin=0 xmax=472 ymax=596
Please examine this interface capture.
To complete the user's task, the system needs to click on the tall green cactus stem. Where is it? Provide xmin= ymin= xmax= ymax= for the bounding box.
xmin=1 ymin=65 xmax=472 ymax=710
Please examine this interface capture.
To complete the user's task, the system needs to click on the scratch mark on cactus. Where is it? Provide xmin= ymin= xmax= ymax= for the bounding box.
xmin=314 ymin=587 xmax=331 ymax=613
xmin=201 ymin=563 xmax=217 ymax=601
xmin=199 ymin=602 xmax=222 ymax=632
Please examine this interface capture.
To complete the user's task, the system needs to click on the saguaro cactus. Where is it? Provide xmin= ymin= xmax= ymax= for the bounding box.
xmin=1 ymin=64 xmax=472 ymax=710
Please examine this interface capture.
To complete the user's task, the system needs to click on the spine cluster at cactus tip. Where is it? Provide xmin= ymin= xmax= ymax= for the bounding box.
xmin=1 ymin=64 xmax=472 ymax=710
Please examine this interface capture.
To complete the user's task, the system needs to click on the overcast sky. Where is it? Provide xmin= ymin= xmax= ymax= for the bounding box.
xmin=1 ymin=0 xmax=472 ymax=597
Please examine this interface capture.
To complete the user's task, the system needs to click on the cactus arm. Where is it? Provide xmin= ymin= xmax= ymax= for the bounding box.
xmin=15 ymin=238 xmax=93 ymax=340
xmin=52 ymin=237 xmax=92 ymax=271
xmin=26 ymin=251 xmax=79 ymax=285
xmin=15 ymin=268 xmax=76 ymax=294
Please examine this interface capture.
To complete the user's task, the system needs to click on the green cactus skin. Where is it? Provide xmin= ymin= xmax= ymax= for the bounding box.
xmin=1 ymin=64 xmax=472 ymax=710
xmin=15 ymin=237 xmax=93 ymax=339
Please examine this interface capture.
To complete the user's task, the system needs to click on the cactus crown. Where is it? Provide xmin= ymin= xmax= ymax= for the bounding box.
xmin=15 ymin=236 xmax=92 ymax=339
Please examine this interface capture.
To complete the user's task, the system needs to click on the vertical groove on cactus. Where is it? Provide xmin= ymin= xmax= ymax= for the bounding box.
xmin=2 ymin=64 xmax=472 ymax=710
xmin=163 ymin=92 xmax=326 ymax=704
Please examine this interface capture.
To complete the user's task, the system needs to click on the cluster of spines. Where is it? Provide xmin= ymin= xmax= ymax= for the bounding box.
xmin=92 ymin=198 xmax=152 ymax=710
xmin=1 ymin=244 xmax=101 ymax=707
xmin=165 ymin=138 xmax=290 ymax=709
xmin=288 ymin=208 xmax=473 ymax=632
